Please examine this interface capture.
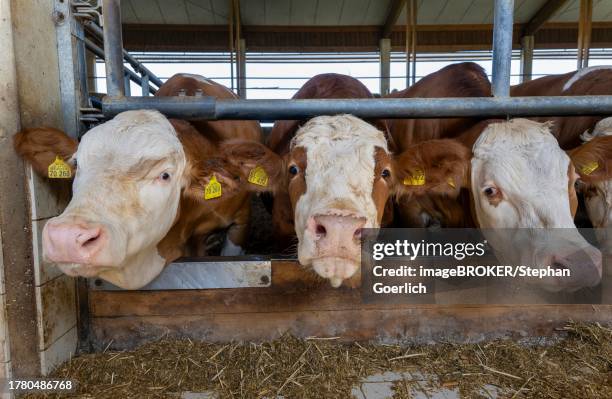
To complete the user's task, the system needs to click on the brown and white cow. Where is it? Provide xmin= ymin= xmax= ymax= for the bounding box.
xmin=384 ymin=62 xmax=491 ymax=228
xmin=571 ymin=118 xmax=612 ymax=253
xmin=398 ymin=118 xmax=604 ymax=291
xmin=511 ymin=65 xmax=612 ymax=149
xmin=406 ymin=66 xmax=612 ymax=230
xmin=14 ymin=74 xmax=262 ymax=289
xmin=215 ymin=66 xmax=494 ymax=287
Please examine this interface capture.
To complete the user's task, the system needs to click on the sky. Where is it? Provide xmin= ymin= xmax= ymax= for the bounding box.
xmin=94 ymin=51 xmax=612 ymax=99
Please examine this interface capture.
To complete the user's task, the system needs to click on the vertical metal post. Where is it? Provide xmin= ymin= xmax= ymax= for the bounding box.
xmin=141 ymin=73 xmax=149 ymax=97
xmin=409 ymin=0 xmax=417 ymax=85
xmin=237 ymin=38 xmax=247 ymax=99
xmin=520 ymin=35 xmax=534 ymax=82
xmin=124 ymin=71 xmax=131 ymax=96
xmin=405 ymin=1 xmax=412 ymax=87
xmin=577 ymin=0 xmax=592 ymax=69
xmin=379 ymin=38 xmax=391 ymax=96
xmin=102 ymin=0 xmax=125 ymax=97
xmin=491 ymin=0 xmax=514 ymax=97
xmin=75 ymin=22 xmax=90 ymax=108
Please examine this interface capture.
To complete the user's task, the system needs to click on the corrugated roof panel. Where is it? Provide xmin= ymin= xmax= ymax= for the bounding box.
xmin=157 ymin=0 xmax=190 ymax=24
xmin=289 ymin=0 xmax=318 ymax=25
xmin=121 ymin=0 xmax=140 ymax=24
xmin=315 ymin=0 xmax=345 ymax=25
xmin=129 ymin=0 xmax=165 ymax=24
xmin=121 ymin=0 xmax=612 ymax=27
xmin=241 ymin=0 xmax=266 ymax=25
xmin=339 ymin=0 xmax=372 ymax=25
xmin=266 ymin=0 xmax=291 ymax=25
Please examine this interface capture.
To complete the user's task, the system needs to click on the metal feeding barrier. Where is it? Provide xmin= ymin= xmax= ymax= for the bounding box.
xmin=99 ymin=0 xmax=612 ymax=120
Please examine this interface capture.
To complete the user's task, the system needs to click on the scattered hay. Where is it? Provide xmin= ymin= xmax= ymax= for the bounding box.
xmin=24 ymin=322 xmax=611 ymax=399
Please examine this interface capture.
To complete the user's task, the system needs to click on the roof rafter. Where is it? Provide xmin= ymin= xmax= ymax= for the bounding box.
xmin=522 ymin=0 xmax=570 ymax=37
xmin=381 ymin=0 xmax=406 ymax=39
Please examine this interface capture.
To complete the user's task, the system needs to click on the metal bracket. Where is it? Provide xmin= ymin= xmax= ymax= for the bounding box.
xmin=71 ymin=0 xmax=102 ymax=24
xmin=89 ymin=257 xmax=272 ymax=291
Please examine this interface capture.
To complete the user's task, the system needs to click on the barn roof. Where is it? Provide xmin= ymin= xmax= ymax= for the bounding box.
xmin=119 ymin=0 xmax=612 ymax=52
xmin=121 ymin=0 xmax=611 ymax=25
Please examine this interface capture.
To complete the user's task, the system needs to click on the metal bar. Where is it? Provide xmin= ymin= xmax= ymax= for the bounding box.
xmin=123 ymin=71 xmax=131 ymax=95
xmin=102 ymin=95 xmax=612 ymax=120
xmin=140 ymin=72 xmax=149 ymax=96
xmin=491 ymin=0 xmax=514 ymax=97
xmin=520 ymin=35 xmax=534 ymax=82
xmin=90 ymin=258 xmax=272 ymax=291
xmin=577 ymin=0 xmax=593 ymax=69
xmin=237 ymin=38 xmax=247 ymax=98
xmin=379 ymin=38 xmax=391 ymax=95
xmin=84 ymin=38 xmax=156 ymax=94
xmin=75 ymin=22 xmax=91 ymax=109
xmin=101 ymin=0 xmax=124 ymax=97
xmin=410 ymin=0 xmax=417 ymax=85
xmin=83 ymin=20 xmax=163 ymax=88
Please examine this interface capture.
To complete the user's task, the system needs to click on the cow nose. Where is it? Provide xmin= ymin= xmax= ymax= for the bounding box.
xmin=551 ymin=246 xmax=602 ymax=290
xmin=311 ymin=214 xmax=366 ymax=244
xmin=43 ymin=221 xmax=106 ymax=264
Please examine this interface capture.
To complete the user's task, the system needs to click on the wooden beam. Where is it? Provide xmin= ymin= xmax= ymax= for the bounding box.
xmin=381 ymin=0 xmax=406 ymax=39
xmin=121 ymin=22 xmax=612 ymax=53
xmin=522 ymin=0 xmax=570 ymax=37
xmin=86 ymin=261 xmax=612 ymax=350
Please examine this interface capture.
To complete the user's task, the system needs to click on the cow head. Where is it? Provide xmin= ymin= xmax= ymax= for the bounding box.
xmin=14 ymin=110 xmax=239 ymax=289
xmin=215 ymin=115 xmax=393 ymax=287
xmin=399 ymin=119 xmax=603 ymax=291
xmin=573 ymin=119 xmax=612 ymax=253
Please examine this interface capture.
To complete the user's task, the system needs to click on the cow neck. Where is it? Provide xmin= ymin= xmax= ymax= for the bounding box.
xmin=154 ymin=124 xmax=220 ymax=263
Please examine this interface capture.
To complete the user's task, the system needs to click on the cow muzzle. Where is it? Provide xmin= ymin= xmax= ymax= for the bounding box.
xmin=306 ymin=214 xmax=366 ymax=287
xmin=43 ymin=217 xmax=126 ymax=269
xmin=544 ymin=246 xmax=602 ymax=292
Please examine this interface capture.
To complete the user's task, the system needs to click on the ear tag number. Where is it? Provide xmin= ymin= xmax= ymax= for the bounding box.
xmin=48 ymin=156 xmax=72 ymax=179
xmin=580 ymin=161 xmax=599 ymax=175
xmin=248 ymin=165 xmax=269 ymax=187
xmin=447 ymin=177 xmax=456 ymax=188
xmin=204 ymin=175 xmax=222 ymax=200
xmin=403 ymin=168 xmax=425 ymax=186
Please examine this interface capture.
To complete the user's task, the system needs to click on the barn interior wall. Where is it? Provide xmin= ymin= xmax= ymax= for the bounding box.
xmin=0 ymin=0 xmax=79 ymax=377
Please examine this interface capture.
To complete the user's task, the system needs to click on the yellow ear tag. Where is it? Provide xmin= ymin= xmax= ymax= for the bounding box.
xmin=204 ymin=175 xmax=222 ymax=200
xmin=47 ymin=156 xmax=72 ymax=179
xmin=403 ymin=168 xmax=426 ymax=186
xmin=447 ymin=177 xmax=456 ymax=188
xmin=580 ymin=161 xmax=599 ymax=175
xmin=248 ymin=165 xmax=269 ymax=187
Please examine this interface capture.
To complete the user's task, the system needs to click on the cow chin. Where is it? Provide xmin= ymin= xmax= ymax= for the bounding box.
xmin=311 ymin=257 xmax=360 ymax=287
xmin=56 ymin=247 xmax=166 ymax=289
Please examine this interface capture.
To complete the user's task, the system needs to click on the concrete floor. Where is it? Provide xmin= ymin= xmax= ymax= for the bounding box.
xmin=179 ymin=371 xmax=503 ymax=398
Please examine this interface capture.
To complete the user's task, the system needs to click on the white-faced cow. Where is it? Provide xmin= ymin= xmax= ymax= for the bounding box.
xmin=398 ymin=118 xmax=603 ymax=291
xmin=14 ymin=74 xmax=263 ymax=289
xmin=215 ymin=65 xmax=495 ymax=287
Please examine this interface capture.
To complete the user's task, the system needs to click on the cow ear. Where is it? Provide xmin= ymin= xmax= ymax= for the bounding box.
xmin=184 ymin=156 xmax=246 ymax=203
xmin=219 ymin=139 xmax=285 ymax=193
xmin=569 ymin=135 xmax=612 ymax=182
xmin=13 ymin=127 xmax=78 ymax=178
xmin=393 ymin=139 xmax=471 ymax=198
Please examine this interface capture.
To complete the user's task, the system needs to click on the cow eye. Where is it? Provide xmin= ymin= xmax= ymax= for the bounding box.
xmin=160 ymin=172 xmax=171 ymax=181
xmin=574 ymin=179 xmax=583 ymax=191
xmin=483 ymin=186 xmax=498 ymax=197
xmin=288 ymin=165 xmax=299 ymax=175
xmin=381 ymin=168 xmax=391 ymax=178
